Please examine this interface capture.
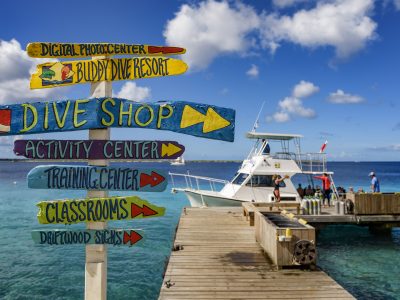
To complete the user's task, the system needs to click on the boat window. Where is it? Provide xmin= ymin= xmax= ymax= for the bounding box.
xmin=246 ymin=175 xmax=286 ymax=187
xmin=232 ymin=173 xmax=248 ymax=185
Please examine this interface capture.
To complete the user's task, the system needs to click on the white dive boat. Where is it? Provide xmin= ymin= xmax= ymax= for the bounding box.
xmin=170 ymin=131 xmax=338 ymax=207
xmin=171 ymin=156 xmax=185 ymax=166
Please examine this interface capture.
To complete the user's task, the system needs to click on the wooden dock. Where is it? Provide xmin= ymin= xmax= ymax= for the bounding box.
xmin=159 ymin=207 xmax=354 ymax=299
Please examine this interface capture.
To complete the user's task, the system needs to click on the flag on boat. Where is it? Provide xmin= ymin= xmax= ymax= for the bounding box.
xmin=320 ymin=140 xmax=328 ymax=153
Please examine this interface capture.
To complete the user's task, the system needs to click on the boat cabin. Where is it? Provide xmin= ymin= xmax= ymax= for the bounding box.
xmin=169 ymin=131 xmax=337 ymax=207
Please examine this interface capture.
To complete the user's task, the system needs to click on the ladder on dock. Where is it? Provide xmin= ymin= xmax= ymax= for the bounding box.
xmin=329 ymin=174 xmax=340 ymax=200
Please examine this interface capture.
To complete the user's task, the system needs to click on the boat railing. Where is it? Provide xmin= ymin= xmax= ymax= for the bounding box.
xmin=169 ymin=172 xmax=230 ymax=193
xmin=272 ymin=152 xmax=297 ymax=160
xmin=297 ymin=153 xmax=327 ymax=173
xmin=272 ymin=152 xmax=327 ymax=173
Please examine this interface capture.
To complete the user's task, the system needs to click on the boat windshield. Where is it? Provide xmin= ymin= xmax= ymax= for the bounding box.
xmin=232 ymin=173 xmax=248 ymax=185
xmin=246 ymin=175 xmax=286 ymax=187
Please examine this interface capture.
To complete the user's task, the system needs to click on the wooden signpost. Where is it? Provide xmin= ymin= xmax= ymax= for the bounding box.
xmin=36 ymin=196 xmax=165 ymax=225
xmin=27 ymin=165 xmax=167 ymax=191
xmin=30 ymin=57 xmax=188 ymax=89
xmin=27 ymin=42 xmax=186 ymax=58
xmin=32 ymin=229 xmax=143 ymax=246
xmin=11 ymin=40 xmax=235 ymax=300
xmin=0 ymin=98 xmax=235 ymax=141
xmin=14 ymin=140 xmax=185 ymax=160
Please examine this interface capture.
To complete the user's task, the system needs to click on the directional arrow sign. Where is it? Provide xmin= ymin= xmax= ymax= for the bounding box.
xmin=27 ymin=42 xmax=186 ymax=58
xmin=36 ymin=196 xmax=165 ymax=224
xmin=30 ymin=57 xmax=187 ymax=89
xmin=27 ymin=165 xmax=167 ymax=191
xmin=181 ymin=106 xmax=231 ymax=133
xmin=32 ymin=229 xmax=143 ymax=246
xmin=0 ymin=98 xmax=235 ymax=141
xmin=14 ymin=140 xmax=185 ymax=160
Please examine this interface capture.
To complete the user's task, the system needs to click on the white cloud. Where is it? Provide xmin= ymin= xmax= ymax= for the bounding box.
xmin=272 ymin=0 xmax=310 ymax=8
xmin=0 ymin=39 xmax=33 ymax=82
xmin=369 ymin=144 xmax=400 ymax=151
xmin=268 ymin=111 xmax=290 ymax=123
xmin=0 ymin=39 xmax=62 ymax=104
xmin=0 ymin=135 xmax=23 ymax=146
xmin=393 ymin=0 xmax=400 ymax=10
xmin=246 ymin=64 xmax=259 ymax=78
xmin=328 ymin=89 xmax=364 ymax=104
xmin=292 ymin=80 xmax=319 ymax=98
xmin=163 ymin=0 xmax=260 ymax=70
xmin=164 ymin=0 xmax=377 ymax=70
xmin=278 ymin=96 xmax=316 ymax=118
xmin=268 ymin=80 xmax=317 ymax=122
xmin=261 ymin=0 xmax=377 ymax=59
xmin=220 ymin=88 xmax=229 ymax=95
xmin=0 ymin=136 xmax=13 ymax=146
xmin=0 ymin=78 xmax=64 ymax=104
xmin=114 ymin=82 xmax=151 ymax=102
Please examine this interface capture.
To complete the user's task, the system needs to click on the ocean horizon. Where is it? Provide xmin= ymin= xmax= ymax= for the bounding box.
xmin=1 ymin=161 xmax=399 ymax=299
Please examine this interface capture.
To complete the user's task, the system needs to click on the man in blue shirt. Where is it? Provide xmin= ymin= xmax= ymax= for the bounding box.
xmin=369 ymin=172 xmax=380 ymax=192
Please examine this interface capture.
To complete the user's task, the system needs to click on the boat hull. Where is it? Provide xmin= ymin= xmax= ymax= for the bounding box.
xmin=184 ymin=190 xmax=245 ymax=207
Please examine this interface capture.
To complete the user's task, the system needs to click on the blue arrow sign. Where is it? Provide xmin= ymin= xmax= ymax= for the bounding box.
xmin=0 ymin=98 xmax=235 ymax=142
xmin=27 ymin=165 xmax=167 ymax=191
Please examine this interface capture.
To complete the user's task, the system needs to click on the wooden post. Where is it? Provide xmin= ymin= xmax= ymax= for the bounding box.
xmin=85 ymin=56 xmax=111 ymax=300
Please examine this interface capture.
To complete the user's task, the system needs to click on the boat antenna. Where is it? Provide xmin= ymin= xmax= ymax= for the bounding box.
xmin=251 ymin=101 xmax=265 ymax=132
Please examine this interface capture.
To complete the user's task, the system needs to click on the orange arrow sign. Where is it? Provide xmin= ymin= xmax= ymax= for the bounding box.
xmin=123 ymin=230 xmax=143 ymax=246
xmin=140 ymin=171 xmax=165 ymax=188
xmin=131 ymin=203 xmax=159 ymax=218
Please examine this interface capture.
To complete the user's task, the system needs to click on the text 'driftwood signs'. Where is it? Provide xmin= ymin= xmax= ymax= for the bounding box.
xmin=30 ymin=57 xmax=188 ymax=89
xmin=36 ymin=196 xmax=165 ymax=224
xmin=0 ymin=98 xmax=235 ymax=141
xmin=27 ymin=43 xmax=186 ymax=58
xmin=27 ymin=165 xmax=167 ymax=191
xmin=32 ymin=229 xmax=143 ymax=246
xmin=14 ymin=140 xmax=185 ymax=160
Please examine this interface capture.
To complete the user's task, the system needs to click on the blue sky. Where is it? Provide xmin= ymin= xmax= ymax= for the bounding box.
xmin=0 ymin=0 xmax=399 ymax=161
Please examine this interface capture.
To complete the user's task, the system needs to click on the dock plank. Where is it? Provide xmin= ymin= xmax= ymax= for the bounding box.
xmin=159 ymin=207 xmax=355 ymax=300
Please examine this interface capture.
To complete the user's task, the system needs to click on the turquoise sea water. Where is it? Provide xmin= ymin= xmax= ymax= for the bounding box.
xmin=0 ymin=161 xmax=399 ymax=299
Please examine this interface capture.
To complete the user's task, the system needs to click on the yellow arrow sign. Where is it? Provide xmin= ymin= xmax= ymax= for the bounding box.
xmin=180 ymin=105 xmax=231 ymax=133
xmin=37 ymin=196 xmax=165 ymax=225
xmin=161 ymin=143 xmax=183 ymax=158
xmin=27 ymin=42 xmax=186 ymax=58
xmin=30 ymin=57 xmax=188 ymax=89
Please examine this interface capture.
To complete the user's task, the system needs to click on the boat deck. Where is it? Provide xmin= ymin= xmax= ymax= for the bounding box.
xmin=159 ymin=207 xmax=355 ymax=299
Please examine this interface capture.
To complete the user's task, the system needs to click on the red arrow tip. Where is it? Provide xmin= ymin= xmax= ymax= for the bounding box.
xmin=131 ymin=203 xmax=158 ymax=218
xmin=142 ymin=204 xmax=158 ymax=217
xmin=148 ymin=46 xmax=185 ymax=54
xmin=140 ymin=171 xmax=165 ymax=188
xmin=123 ymin=231 xmax=143 ymax=245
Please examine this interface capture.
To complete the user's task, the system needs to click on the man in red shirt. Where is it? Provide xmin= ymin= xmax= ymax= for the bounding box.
xmin=314 ymin=173 xmax=331 ymax=207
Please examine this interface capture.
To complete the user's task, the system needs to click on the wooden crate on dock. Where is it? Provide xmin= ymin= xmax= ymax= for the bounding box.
xmin=242 ymin=202 xmax=301 ymax=226
xmin=255 ymin=211 xmax=316 ymax=267
xmin=349 ymin=193 xmax=400 ymax=215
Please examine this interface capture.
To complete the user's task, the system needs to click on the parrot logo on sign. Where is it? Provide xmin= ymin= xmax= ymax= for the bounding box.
xmin=40 ymin=62 xmax=74 ymax=86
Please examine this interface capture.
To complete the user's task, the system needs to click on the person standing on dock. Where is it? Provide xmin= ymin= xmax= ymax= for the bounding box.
xmin=273 ymin=174 xmax=289 ymax=202
xmin=314 ymin=173 xmax=331 ymax=207
xmin=297 ymin=184 xmax=305 ymax=199
xmin=369 ymin=172 xmax=380 ymax=192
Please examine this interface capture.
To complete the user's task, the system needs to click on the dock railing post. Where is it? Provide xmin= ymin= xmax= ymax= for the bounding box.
xmin=85 ymin=55 xmax=111 ymax=300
